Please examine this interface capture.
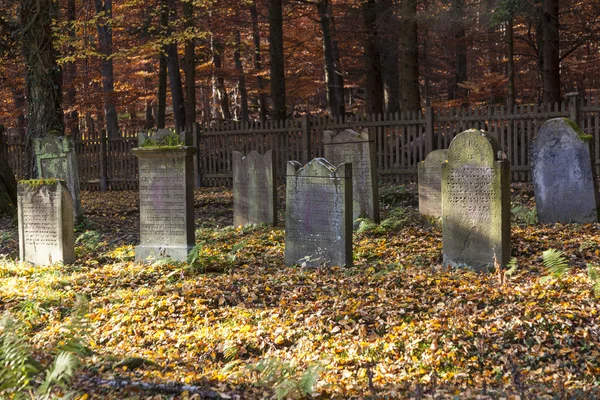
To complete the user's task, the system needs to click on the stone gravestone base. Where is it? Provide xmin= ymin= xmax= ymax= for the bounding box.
xmin=285 ymin=158 xmax=353 ymax=267
xmin=233 ymin=150 xmax=277 ymax=227
xmin=442 ymin=130 xmax=510 ymax=272
xmin=18 ymin=180 xmax=74 ymax=265
xmin=133 ymin=147 xmax=196 ymax=262
xmin=530 ymin=118 xmax=599 ymax=224
xmin=418 ymin=149 xmax=448 ymax=220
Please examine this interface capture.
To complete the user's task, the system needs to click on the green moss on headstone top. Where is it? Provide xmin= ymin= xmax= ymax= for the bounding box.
xmin=562 ymin=118 xmax=592 ymax=142
xmin=19 ymin=178 xmax=60 ymax=189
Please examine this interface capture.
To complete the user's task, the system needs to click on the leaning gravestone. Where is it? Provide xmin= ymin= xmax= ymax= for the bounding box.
xmin=530 ymin=118 xmax=599 ymax=223
xmin=18 ymin=180 xmax=74 ymax=265
xmin=324 ymin=129 xmax=379 ymax=224
xmin=285 ymin=158 xmax=353 ymax=267
xmin=33 ymin=134 xmax=82 ymax=221
xmin=442 ymin=129 xmax=510 ymax=272
xmin=232 ymin=150 xmax=277 ymax=227
xmin=418 ymin=149 xmax=448 ymax=219
xmin=132 ymin=146 xmax=196 ymax=262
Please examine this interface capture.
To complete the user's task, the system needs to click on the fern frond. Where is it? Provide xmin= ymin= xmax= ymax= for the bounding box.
xmin=542 ymin=249 xmax=569 ymax=280
xmin=587 ymin=264 xmax=600 ymax=297
xmin=505 ymin=258 xmax=518 ymax=277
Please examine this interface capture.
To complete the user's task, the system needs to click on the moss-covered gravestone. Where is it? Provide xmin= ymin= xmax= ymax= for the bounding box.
xmin=18 ymin=180 xmax=74 ymax=265
xmin=285 ymin=158 xmax=353 ymax=267
xmin=132 ymin=146 xmax=196 ymax=262
xmin=530 ymin=118 xmax=599 ymax=223
xmin=33 ymin=135 xmax=82 ymax=221
xmin=232 ymin=150 xmax=277 ymax=227
xmin=324 ymin=129 xmax=379 ymax=224
xmin=442 ymin=130 xmax=510 ymax=272
xmin=418 ymin=149 xmax=448 ymax=219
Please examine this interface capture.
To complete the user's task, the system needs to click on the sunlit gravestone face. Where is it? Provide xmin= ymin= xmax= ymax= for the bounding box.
xmin=418 ymin=149 xmax=448 ymax=219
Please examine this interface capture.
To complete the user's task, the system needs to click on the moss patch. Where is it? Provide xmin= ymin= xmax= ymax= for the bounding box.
xmin=19 ymin=179 xmax=59 ymax=189
xmin=563 ymin=118 xmax=593 ymax=142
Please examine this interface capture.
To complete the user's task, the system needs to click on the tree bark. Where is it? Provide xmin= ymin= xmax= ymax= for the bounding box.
xmin=211 ymin=35 xmax=231 ymax=121
xmin=400 ymin=0 xmax=420 ymax=112
xmin=234 ymin=31 xmax=249 ymax=123
xmin=542 ymin=0 xmax=560 ymax=103
xmin=95 ymin=0 xmax=119 ymax=138
xmin=65 ymin=0 xmax=80 ymax=139
xmin=268 ymin=0 xmax=287 ymax=121
xmin=318 ymin=0 xmax=345 ymax=118
xmin=449 ymin=0 xmax=467 ymax=103
xmin=250 ymin=1 xmax=267 ymax=121
xmin=363 ymin=0 xmax=384 ymax=115
xmin=166 ymin=0 xmax=186 ymax=132
xmin=377 ymin=0 xmax=400 ymax=114
xmin=507 ymin=11 xmax=515 ymax=109
xmin=157 ymin=0 xmax=168 ymax=129
xmin=183 ymin=0 xmax=195 ymax=145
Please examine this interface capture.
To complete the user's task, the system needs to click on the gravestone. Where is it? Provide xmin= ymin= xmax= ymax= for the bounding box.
xmin=323 ymin=129 xmax=379 ymax=224
xmin=138 ymin=129 xmax=184 ymax=147
xmin=133 ymin=147 xmax=196 ymax=262
xmin=442 ymin=129 xmax=510 ymax=272
xmin=285 ymin=158 xmax=353 ymax=267
xmin=418 ymin=149 xmax=448 ymax=219
xmin=232 ymin=150 xmax=277 ymax=227
xmin=530 ymin=118 xmax=599 ymax=223
xmin=18 ymin=180 xmax=74 ymax=265
xmin=33 ymin=135 xmax=82 ymax=221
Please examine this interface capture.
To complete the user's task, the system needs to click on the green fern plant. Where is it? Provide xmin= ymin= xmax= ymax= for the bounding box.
xmin=587 ymin=264 xmax=600 ymax=298
xmin=541 ymin=249 xmax=570 ymax=283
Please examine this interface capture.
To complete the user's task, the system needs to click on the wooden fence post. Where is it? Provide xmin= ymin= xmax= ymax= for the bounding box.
xmin=301 ymin=115 xmax=311 ymax=164
xmin=567 ymin=92 xmax=581 ymax=127
xmin=425 ymin=106 xmax=434 ymax=154
xmin=99 ymin=129 xmax=108 ymax=191
xmin=0 ymin=125 xmax=7 ymax=160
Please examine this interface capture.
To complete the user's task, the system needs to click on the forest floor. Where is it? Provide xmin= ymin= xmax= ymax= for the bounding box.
xmin=0 ymin=185 xmax=599 ymax=399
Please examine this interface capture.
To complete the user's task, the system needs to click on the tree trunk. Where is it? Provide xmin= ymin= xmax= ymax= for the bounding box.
xmin=157 ymin=0 xmax=168 ymax=129
xmin=507 ymin=11 xmax=515 ymax=109
xmin=66 ymin=0 xmax=80 ymax=139
xmin=234 ymin=31 xmax=250 ymax=123
xmin=542 ymin=0 xmax=560 ymax=104
xmin=10 ymin=86 xmax=27 ymax=140
xmin=211 ymin=35 xmax=232 ymax=121
xmin=449 ymin=0 xmax=467 ymax=103
xmin=400 ymin=0 xmax=420 ymax=112
xmin=268 ymin=0 xmax=287 ymax=120
xmin=0 ymin=127 xmax=18 ymax=214
xmin=250 ymin=1 xmax=268 ymax=121
xmin=166 ymin=0 xmax=186 ymax=132
xmin=144 ymin=100 xmax=155 ymax=130
xmin=377 ymin=0 xmax=400 ymax=114
xmin=95 ymin=0 xmax=119 ymax=138
xmin=363 ymin=0 xmax=384 ymax=115
xmin=318 ymin=0 xmax=345 ymax=118
xmin=183 ymin=0 xmax=195 ymax=145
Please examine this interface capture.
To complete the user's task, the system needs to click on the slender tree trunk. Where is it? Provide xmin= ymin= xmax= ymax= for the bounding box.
xmin=318 ymin=0 xmax=345 ymax=118
xmin=183 ymin=0 xmax=195 ymax=145
xmin=234 ymin=31 xmax=249 ymax=123
xmin=400 ymin=0 xmax=420 ymax=112
xmin=0 ymin=125 xmax=17 ymax=214
xmin=66 ymin=0 xmax=80 ymax=139
xmin=377 ymin=0 xmax=400 ymax=114
xmin=250 ymin=1 xmax=267 ymax=121
xmin=363 ymin=0 xmax=384 ymax=115
xmin=268 ymin=0 xmax=287 ymax=120
xmin=95 ymin=0 xmax=119 ymax=138
xmin=542 ymin=0 xmax=560 ymax=103
xmin=157 ymin=0 xmax=168 ymax=129
xmin=449 ymin=0 xmax=467 ymax=103
xmin=507 ymin=11 xmax=515 ymax=109
xmin=211 ymin=35 xmax=231 ymax=120
xmin=144 ymin=100 xmax=155 ymax=130
xmin=166 ymin=0 xmax=186 ymax=132
xmin=10 ymin=86 xmax=26 ymax=140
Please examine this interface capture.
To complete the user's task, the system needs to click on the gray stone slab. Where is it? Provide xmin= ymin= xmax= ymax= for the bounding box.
xmin=18 ymin=180 xmax=74 ymax=265
xmin=232 ymin=150 xmax=277 ymax=227
xmin=323 ymin=129 xmax=379 ymax=224
xmin=133 ymin=146 xmax=196 ymax=262
xmin=33 ymin=135 xmax=82 ymax=221
xmin=442 ymin=129 xmax=510 ymax=272
xmin=285 ymin=158 xmax=353 ymax=267
xmin=530 ymin=118 xmax=599 ymax=224
xmin=418 ymin=149 xmax=448 ymax=219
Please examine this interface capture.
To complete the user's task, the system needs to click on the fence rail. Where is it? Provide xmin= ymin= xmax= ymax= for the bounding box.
xmin=3 ymin=95 xmax=600 ymax=190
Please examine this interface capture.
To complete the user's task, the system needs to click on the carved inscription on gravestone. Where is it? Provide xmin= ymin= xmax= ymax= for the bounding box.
xmin=418 ymin=149 xmax=448 ymax=219
xmin=233 ymin=150 xmax=277 ymax=227
xmin=18 ymin=180 xmax=74 ymax=265
xmin=285 ymin=158 xmax=353 ymax=267
xmin=324 ymin=129 xmax=379 ymax=223
xmin=133 ymin=147 xmax=196 ymax=262
xmin=442 ymin=130 xmax=510 ymax=272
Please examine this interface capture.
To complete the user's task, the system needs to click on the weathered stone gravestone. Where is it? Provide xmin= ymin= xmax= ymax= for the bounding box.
xmin=132 ymin=147 xmax=196 ymax=262
xmin=323 ymin=129 xmax=379 ymax=224
xmin=530 ymin=118 xmax=599 ymax=223
xmin=33 ymin=135 xmax=82 ymax=221
xmin=442 ymin=129 xmax=510 ymax=272
xmin=418 ymin=149 xmax=448 ymax=219
xmin=285 ymin=158 xmax=353 ymax=267
xmin=18 ymin=180 xmax=74 ymax=265
xmin=232 ymin=150 xmax=277 ymax=227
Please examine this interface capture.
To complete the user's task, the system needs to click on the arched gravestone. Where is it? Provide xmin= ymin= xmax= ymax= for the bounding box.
xmin=232 ymin=150 xmax=277 ymax=227
xmin=530 ymin=118 xmax=599 ymax=224
xmin=323 ymin=129 xmax=379 ymax=224
xmin=285 ymin=158 xmax=353 ymax=267
xmin=18 ymin=180 xmax=74 ymax=265
xmin=418 ymin=149 xmax=448 ymax=219
xmin=442 ymin=130 xmax=510 ymax=272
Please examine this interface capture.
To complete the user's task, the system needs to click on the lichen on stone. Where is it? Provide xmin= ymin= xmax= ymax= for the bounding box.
xmin=563 ymin=118 xmax=593 ymax=142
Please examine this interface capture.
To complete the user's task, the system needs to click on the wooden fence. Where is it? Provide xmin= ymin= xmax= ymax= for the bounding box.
xmin=3 ymin=95 xmax=600 ymax=190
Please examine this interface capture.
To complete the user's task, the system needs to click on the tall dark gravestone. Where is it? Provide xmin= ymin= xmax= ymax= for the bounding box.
xmin=323 ymin=129 xmax=379 ymax=223
xmin=418 ymin=149 xmax=448 ymax=219
xmin=442 ymin=130 xmax=510 ymax=271
xmin=133 ymin=147 xmax=196 ymax=262
xmin=285 ymin=158 xmax=353 ymax=267
xmin=232 ymin=150 xmax=277 ymax=227
xmin=530 ymin=118 xmax=599 ymax=223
